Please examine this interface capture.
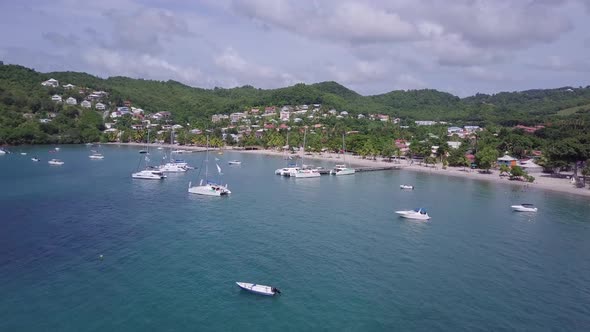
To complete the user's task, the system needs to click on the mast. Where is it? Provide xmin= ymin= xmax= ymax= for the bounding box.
xmin=302 ymin=128 xmax=307 ymax=166
xmin=342 ymin=132 xmax=346 ymax=167
xmin=204 ymin=135 xmax=209 ymax=182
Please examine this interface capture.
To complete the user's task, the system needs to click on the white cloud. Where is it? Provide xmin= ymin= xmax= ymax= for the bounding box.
xmin=83 ymin=48 xmax=203 ymax=84
xmin=328 ymin=60 xmax=389 ymax=84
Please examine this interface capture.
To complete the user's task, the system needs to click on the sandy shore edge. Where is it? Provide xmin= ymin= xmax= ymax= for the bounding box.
xmin=107 ymin=143 xmax=590 ymax=198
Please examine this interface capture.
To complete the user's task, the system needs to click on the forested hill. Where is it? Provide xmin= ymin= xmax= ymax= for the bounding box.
xmin=1 ymin=63 xmax=590 ymax=126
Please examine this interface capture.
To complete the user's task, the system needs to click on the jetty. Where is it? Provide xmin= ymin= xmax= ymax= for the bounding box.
xmin=316 ymin=165 xmax=401 ymax=175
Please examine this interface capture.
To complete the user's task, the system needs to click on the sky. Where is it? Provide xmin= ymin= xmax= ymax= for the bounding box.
xmin=1 ymin=0 xmax=589 ymax=97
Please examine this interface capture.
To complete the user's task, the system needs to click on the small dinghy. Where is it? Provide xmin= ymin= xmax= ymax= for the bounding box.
xmin=228 ymin=160 xmax=241 ymax=165
xmin=511 ymin=204 xmax=538 ymax=212
xmin=31 ymin=157 xmax=40 ymax=162
xmin=400 ymin=184 xmax=414 ymax=190
xmin=236 ymin=282 xmax=281 ymax=296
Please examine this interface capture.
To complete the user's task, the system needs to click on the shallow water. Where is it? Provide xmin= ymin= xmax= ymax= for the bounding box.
xmin=1 ymin=145 xmax=589 ymax=331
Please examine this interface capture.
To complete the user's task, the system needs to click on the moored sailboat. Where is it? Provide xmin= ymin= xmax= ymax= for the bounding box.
xmin=188 ymin=135 xmax=231 ymax=196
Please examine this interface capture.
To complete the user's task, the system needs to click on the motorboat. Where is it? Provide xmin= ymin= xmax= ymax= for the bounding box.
xmin=20 ymin=152 xmax=27 ymax=155
xmin=139 ymin=150 xmax=147 ymax=154
xmin=171 ymin=159 xmax=194 ymax=169
xmin=172 ymin=149 xmax=188 ymax=154
xmin=511 ymin=204 xmax=538 ymax=212
xmin=236 ymin=282 xmax=281 ymax=296
xmin=0 ymin=149 xmax=6 ymax=155
xmin=54 ymin=147 xmax=60 ymax=151
xmin=228 ymin=160 xmax=241 ymax=165
xmin=31 ymin=157 xmax=40 ymax=162
xmin=132 ymin=169 xmax=166 ymax=180
xmin=400 ymin=184 xmax=414 ymax=190
xmin=89 ymin=153 xmax=104 ymax=160
xmin=157 ymin=147 xmax=164 ymax=150
xmin=395 ymin=208 xmax=430 ymax=220
xmin=48 ymin=159 xmax=64 ymax=166
xmin=330 ymin=164 xmax=356 ymax=176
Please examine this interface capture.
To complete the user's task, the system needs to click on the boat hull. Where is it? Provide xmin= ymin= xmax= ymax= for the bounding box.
xmin=395 ymin=210 xmax=430 ymax=220
xmin=331 ymin=168 xmax=356 ymax=176
xmin=188 ymin=184 xmax=231 ymax=196
xmin=511 ymin=205 xmax=538 ymax=212
xmin=132 ymin=170 xmax=166 ymax=179
xmin=400 ymin=185 xmax=414 ymax=190
xmin=236 ymin=282 xmax=277 ymax=296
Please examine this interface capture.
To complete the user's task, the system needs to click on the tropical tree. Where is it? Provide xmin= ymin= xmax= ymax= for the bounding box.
xmin=475 ymin=145 xmax=499 ymax=173
xmin=499 ymin=164 xmax=511 ymax=177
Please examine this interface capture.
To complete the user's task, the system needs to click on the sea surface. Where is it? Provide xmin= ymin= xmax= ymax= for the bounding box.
xmin=1 ymin=145 xmax=590 ymax=331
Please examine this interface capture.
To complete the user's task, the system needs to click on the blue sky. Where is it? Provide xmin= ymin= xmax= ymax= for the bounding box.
xmin=1 ymin=0 xmax=589 ymax=96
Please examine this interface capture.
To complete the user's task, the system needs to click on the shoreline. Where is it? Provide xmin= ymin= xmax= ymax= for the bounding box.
xmin=109 ymin=143 xmax=590 ymax=198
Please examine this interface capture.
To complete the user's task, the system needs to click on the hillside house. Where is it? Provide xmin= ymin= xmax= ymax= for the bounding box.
xmin=65 ymin=97 xmax=77 ymax=105
xmin=41 ymin=78 xmax=59 ymax=87
xmin=95 ymin=103 xmax=106 ymax=110
xmin=81 ymin=100 xmax=91 ymax=108
xmin=51 ymin=95 xmax=62 ymax=102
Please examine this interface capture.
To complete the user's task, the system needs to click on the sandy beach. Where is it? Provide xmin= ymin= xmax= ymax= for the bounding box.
xmin=110 ymin=143 xmax=590 ymax=198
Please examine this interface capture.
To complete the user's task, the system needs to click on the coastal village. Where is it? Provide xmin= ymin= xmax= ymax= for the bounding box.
xmin=36 ymin=77 xmax=547 ymax=178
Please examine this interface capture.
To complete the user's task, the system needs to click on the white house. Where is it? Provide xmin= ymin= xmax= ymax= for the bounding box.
xmin=172 ymin=124 xmax=184 ymax=130
xmin=340 ymin=111 xmax=348 ymax=116
xmin=51 ymin=95 xmax=62 ymax=102
xmin=294 ymin=117 xmax=303 ymax=123
xmin=358 ymin=114 xmax=365 ymax=119
xmin=63 ymin=83 xmax=75 ymax=89
xmin=447 ymin=141 xmax=462 ymax=149
xmin=328 ymin=109 xmax=338 ymax=115
xmin=81 ymin=100 xmax=92 ymax=108
xmin=464 ymin=125 xmax=481 ymax=133
xmin=39 ymin=118 xmax=52 ymax=123
xmin=41 ymin=78 xmax=59 ymax=87
xmin=519 ymin=159 xmax=543 ymax=173
xmin=230 ymin=112 xmax=245 ymax=123
xmin=415 ymin=120 xmax=436 ymax=126
xmin=95 ymin=102 xmax=106 ymax=110
xmin=279 ymin=110 xmax=290 ymax=121
xmin=65 ymin=97 xmax=77 ymax=105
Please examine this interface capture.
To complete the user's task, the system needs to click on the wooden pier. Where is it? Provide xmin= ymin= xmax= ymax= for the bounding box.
xmin=316 ymin=165 xmax=401 ymax=175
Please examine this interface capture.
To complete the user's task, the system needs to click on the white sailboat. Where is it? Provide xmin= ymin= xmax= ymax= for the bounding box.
xmin=159 ymin=131 xmax=189 ymax=172
xmin=291 ymin=128 xmax=320 ymax=178
xmin=132 ymin=130 xmax=166 ymax=180
xmin=330 ymin=133 xmax=355 ymax=176
xmin=188 ymin=136 xmax=231 ymax=196
xmin=275 ymin=131 xmax=299 ymax=176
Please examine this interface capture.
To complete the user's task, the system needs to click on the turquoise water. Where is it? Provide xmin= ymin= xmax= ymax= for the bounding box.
xmin=1 ymin=145 xmax=590 ymax=331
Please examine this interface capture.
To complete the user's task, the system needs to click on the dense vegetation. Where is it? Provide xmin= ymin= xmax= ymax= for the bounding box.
xmin=1 ymin=63 xmax=590 ymax=185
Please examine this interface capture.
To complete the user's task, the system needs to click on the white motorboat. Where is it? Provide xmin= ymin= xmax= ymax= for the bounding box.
xmin=157 ymin=146 xmax=164 ymax=150
xmin=236 ymin=282 xmax=281 ymax=296
xmin=31 ymin=157 xmax=40 ymax=162
xmin=0 ymin=149 xmax=7 ymax=154
xmin=132 ymin=169 xmax=166 ymax=179
xmin=188 ymin=136 xmax=231 ymax=196
xmin=54 ymin=147 xmax=60 ymax=151
xmin=20 ymin=152 xmax=27 ymax=155
xmin=228 ymin=160 xmax=241 ymax=165
xmin=395 ymin=208 xmax=430 ymax=220
xmin=172 ymin=149 xmax=188 ymax=154
xmin=330 ymin=164 xmax=356 ymax=176
xmin=511 ymin=204 xmax=538 ymax=212
xmin=48 ymin=159 xmax=64 ymax=166
xmin=89 ymin=153 xmax=104 ymax=159
xmin=400 ymin=184 xmax=414 ymax=190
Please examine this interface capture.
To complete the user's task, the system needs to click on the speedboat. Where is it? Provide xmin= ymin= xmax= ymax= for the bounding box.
xmin=188 ymin=180 xmax=231 ymax=196
xmin=395 ymin=208 xmax=430 ymax=220
xmin=236 ymin=282 xmax=281 ymax=296
xmin=511 ymin=204 xmax=538 ymax=212
xmin=54 ymin=147 xmax=60 ymax=151
xmin=132 ymin=169 xmax=166 ymax=180
xmin=330 ymin=164 xmax=355 ymax=176
xmin=228 ymin=160 xmax=241 ymax=165
xmin=171 ymin=149 xmax=188 ymax=154
xmin=31 ymin=157 xmax=40 ymax=162
xmin=20 ymin=152 xmax=27 ymax=155
xmin=400 ymin=184 xmax=414 ymax=190
xmin=48 ymin=159 xmax=64 ymax=166
xmin=89 ymin=153 xmax=104 ymax=159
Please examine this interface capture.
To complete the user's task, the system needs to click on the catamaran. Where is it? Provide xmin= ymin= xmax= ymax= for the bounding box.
xmin=188 ymin=136 xmax=231 ymax=196
xmin=275 ymin=131 xmax=298 ymax=176
xmin=159 ymin=131 xmax=190 ymax=172
xmin=132 ymin=130 xmax=166 ymax=180
xmin=330 ymin=133 xmax=355 ymax=176
xmin=290 ymin=128 xmax=320 ymax=178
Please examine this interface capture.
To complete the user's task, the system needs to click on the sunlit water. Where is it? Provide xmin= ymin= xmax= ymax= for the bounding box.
xmin=1 ymin=145 xmax=589 ymax=331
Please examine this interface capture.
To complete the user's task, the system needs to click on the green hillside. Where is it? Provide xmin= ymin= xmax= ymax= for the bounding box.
xmin=2 ymin=63 xmax=590 ymax=145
